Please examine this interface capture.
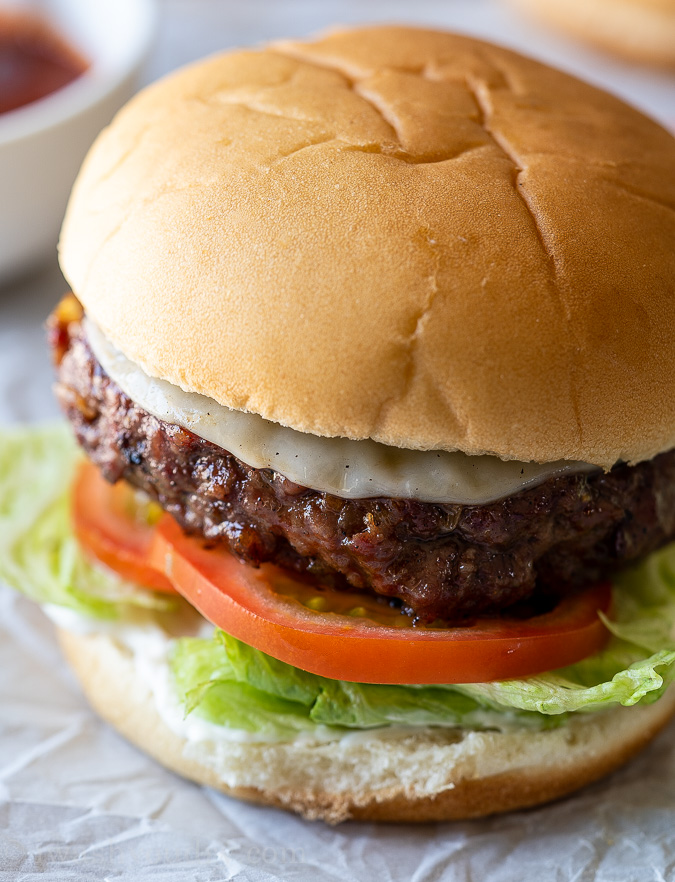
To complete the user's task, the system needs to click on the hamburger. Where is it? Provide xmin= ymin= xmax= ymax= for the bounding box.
xmin=3 ymin=25 xmax=675 ymax=823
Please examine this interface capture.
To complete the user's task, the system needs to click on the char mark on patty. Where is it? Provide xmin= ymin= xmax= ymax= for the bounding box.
xmin=49 ymin=301 xmax=675 ymax=622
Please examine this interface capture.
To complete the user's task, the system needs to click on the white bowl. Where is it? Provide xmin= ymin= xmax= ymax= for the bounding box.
xmin=0 ymin=0 xmax=157 ymax=284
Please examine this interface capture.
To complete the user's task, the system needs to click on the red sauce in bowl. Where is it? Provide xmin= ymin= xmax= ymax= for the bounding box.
xmin=0 ymin=10 xmax=88 ymax=115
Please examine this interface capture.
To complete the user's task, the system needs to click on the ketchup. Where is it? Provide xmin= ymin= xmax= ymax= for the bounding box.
xmin=0 ymin=10 xmax=88 ymax=115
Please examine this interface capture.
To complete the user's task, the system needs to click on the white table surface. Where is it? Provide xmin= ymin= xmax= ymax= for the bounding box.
xmin=1 ymin=2 xmax=675 ymax=879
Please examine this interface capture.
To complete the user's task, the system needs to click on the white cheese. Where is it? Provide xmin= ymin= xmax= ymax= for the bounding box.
xmin=86 ymin=319 xmax=594 ymax=504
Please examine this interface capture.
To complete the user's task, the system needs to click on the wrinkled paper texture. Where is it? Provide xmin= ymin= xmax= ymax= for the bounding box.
xmin=2 ymin=2 xmax=675 ymax=877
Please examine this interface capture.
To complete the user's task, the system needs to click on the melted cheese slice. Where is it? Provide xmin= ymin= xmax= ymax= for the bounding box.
xmin=86 ymin=320 xmax=593 ymax=504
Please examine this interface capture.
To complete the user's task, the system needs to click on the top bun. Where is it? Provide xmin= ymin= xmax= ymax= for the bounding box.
xmin=59 ymin=26 xmax=675 ymax=468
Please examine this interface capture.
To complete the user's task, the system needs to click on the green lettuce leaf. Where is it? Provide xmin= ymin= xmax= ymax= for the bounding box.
xmin=0 ymin=424 xmax=172 ymax=618
xmin=170 ymin=635 xmax=319 ymax=737
xmin=170 ymin=631 xmax=551 ymax=734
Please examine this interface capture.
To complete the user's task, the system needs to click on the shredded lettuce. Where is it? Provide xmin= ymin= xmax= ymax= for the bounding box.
xmin=2 ymin=423 xmax=675 ymax=738
xmin=0 ymin=424 xmax=172 ymax=618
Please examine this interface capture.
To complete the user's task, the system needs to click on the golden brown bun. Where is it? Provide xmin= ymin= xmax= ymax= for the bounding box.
xmin=59 ymin=26 xmax=675 ymax=468
xmin=59 ymin=627 xmax=675 ymax=824
xmin=510 ymin=0 xmax=675 ymax=68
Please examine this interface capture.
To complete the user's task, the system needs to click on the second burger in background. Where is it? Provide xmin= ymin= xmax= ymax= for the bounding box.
xmin=509 ymin=0 xmax=675 ymax=68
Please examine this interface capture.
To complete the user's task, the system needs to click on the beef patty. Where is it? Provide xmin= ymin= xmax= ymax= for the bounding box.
xmin=50 ymin=305 xmax=675 ymax=622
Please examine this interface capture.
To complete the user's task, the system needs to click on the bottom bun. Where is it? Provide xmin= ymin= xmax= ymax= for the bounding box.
xmin=59 ymin=627 xmax=675 ymax=824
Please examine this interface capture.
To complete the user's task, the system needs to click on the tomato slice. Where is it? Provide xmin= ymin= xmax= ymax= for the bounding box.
xmin=72 ymin=461 xmax=175 ymax=593
xmin=151 ymin=514 xmax=612 ymax=684
xmin=73 ymin=460 xmax=612 ymax=683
